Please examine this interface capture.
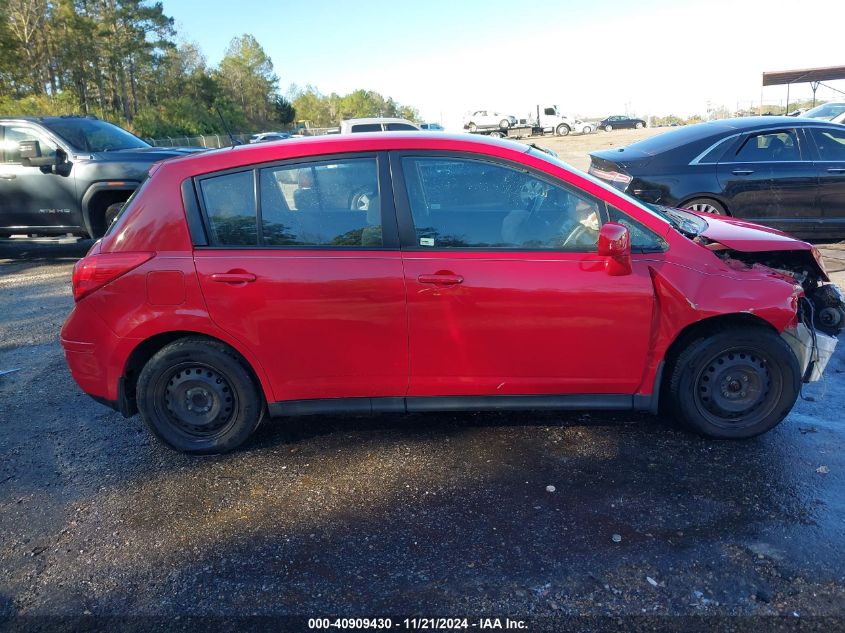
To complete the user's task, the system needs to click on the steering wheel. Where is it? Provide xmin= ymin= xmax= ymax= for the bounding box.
xmin=561 ymin=222 xmax=597 ymax=249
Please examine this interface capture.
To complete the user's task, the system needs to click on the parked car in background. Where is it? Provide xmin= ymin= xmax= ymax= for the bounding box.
xmin=249 ymin=132 xmax=291 ymax=143
xmin=801 ymin=102 xmax=845 ymax=125
xmin=572 ymin=119 xmax=596 ymax=134
xmin=600 ymin=115 xmax=647 ymax=131
xmin=463 ymin=110 xmax=518 ymax=132
xmin=588 ymin=116 xmax=845 ymax=238
xmin=420 ymin=122 xmax=445 ymax=131
xmin=340 ymin=118 xmax=421 ymax=133
xmin=0 ymin=115 xmax=200 ymax=238
xmin=61 ymin=133 xmax=841 ymax=454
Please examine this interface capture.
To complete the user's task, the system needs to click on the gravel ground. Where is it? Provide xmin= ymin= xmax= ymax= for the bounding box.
xmin=2 ymin=176 xmax=845 ymax=630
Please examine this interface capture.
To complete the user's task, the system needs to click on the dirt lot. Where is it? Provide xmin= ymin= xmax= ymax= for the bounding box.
xmin=516 ymin=127 xmax=664 ymax=171
xmin=2 ymin=131 xmax=845 ymax=631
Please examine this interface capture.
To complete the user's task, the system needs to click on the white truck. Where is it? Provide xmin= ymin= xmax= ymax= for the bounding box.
xmin=467 ymin=105 xmax=594 ymax=138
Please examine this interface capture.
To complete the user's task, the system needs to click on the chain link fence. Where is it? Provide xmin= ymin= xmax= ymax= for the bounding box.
xmin=145 ymin=128 xmax=338 ymax=148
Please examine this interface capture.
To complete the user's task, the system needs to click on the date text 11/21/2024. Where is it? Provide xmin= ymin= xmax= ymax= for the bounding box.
xmin=307 ymin=618 xmax=528 ymax=629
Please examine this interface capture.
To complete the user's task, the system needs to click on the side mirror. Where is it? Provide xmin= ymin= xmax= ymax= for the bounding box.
xmin=597 ymin=222 xmax=632 ymax=276
xmin=20 ymin=141 xmax=67 ymax=168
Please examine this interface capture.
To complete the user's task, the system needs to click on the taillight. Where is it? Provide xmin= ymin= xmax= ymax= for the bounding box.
xmin=588 ymin=164 xmax=633 ymax=188
xmin=72 ymin=252 xmax=154 ymax=301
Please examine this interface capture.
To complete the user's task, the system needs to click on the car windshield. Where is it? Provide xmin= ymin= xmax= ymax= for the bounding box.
xmin=802 ymin=103 xmax=845 ymax=121
xmin=42 ymin=118 xmax=150 ymax=152
xmin=647 ymin=204 xmax=708 ymax=237
xmin=526 ymin=146 xmax=670 ymax=226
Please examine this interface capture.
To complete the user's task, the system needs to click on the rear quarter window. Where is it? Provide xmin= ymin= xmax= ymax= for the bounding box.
xmin=198 ymin=171 xmax=257 ymax=246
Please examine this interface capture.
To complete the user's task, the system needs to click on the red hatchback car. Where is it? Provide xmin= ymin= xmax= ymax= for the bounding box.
xmin=61 ymin=133 xmax=842 ymax=454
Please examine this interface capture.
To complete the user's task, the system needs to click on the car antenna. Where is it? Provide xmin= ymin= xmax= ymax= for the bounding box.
xmin=216 ymin=107 xmax=238 ymax=147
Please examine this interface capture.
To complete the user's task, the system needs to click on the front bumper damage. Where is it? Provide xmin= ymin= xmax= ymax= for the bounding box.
xmin=782 ymin=321 xmax=839 ymax=383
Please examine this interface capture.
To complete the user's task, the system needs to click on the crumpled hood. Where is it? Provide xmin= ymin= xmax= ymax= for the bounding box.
xmin=694 ymin=212 xmax=814 ymax=253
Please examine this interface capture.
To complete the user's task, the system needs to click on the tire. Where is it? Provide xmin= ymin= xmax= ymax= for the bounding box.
xmin=682 ymin=197 xmax=727 ymax=215
xmin=489 ymin=131 xmax=504 ymax=138
xmin=104 ymin=202 xmax=124 ymax=229
xmin=499 ymin=119 xmax=511 ymax=129
xmin=604 ymin=124 xmax=613 ymax=132
xmin=635 ymin=121 xmax=644 ymax=129
xmin=556 ymin=124 xmax=570 ymax=137
xmin=468 ymin=122 xmax=477 ymax=133
xmin=136 ymin=337 xmax=265 ymax=454
xmin=665 ymin=327 xmax=800 ymax=439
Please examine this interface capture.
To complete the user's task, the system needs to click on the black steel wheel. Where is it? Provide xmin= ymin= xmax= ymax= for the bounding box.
xmin=137 ymin=337 xmax=264 ymax=454
xmin=665 ymin=326 xmax=800 ymax=438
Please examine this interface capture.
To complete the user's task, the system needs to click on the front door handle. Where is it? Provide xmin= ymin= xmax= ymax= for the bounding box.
xmin=210 ymin=272 xmax=256 ymax=284
xmin=828 ymin=167 xmax=845 ymax=174
xmin=418 ymin=273 xmax=463 ymax=285
xmin=0 ymin=174 xmax=16 ymax=180
xmin=731 ymin=169 xmax=754 ymax=175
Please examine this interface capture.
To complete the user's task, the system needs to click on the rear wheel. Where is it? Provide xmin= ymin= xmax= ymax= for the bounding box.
xmin=682 ymin=198 xmax=727 ymax=215
xmin=489 ymin=131 xmax=505 ymax=138
xmin=665 ymin=327 xmax=800 ymax=439
xmin=137 ymin=337 xmax=265 ymax=454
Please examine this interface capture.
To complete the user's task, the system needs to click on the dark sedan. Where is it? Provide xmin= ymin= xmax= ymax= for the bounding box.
xmin=589 ymin=116 xmax=845 ymax=236
xmin=600 ymin=115 xmax=647 ymax=131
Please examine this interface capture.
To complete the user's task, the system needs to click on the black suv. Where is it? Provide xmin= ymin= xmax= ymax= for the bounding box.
xmin=0 ymin=116 xmax=199 ymax=238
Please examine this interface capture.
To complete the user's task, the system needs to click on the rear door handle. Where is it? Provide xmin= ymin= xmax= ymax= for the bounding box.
xmin=210 ymin=272 xmax=256 ymax=284
xmin=731 ymin=169 xmax=754 ymax=175
xmin=418 ymin=274 xmax=463 ymax=285
xmin=828 ymin=167 xmax=845 ymax=174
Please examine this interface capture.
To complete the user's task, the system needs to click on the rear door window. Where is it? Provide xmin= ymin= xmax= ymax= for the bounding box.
xmin=385 ymin=123 xmax=418 ymax=131
xmin=734 ymin=130 xmax=801 ymax=162
xmin=259 ymin=157 xmax=382 ymax=247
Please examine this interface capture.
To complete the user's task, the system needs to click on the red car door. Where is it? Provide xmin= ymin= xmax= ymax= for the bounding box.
xmin=392 ymin=152 xmax=658 ymax=398
xmin=192 ymin=153 xmax=409 ymax=403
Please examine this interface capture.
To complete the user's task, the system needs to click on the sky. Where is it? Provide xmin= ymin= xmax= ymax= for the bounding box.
xmin=162 ymin=0 xmax=844 ymax=129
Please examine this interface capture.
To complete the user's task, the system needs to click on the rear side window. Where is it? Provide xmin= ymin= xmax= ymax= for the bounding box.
xmin=401 ymin=156 xmax=601 ymax=251
xmin=386 ymin=123 xmax=418 ymax=131
xmin=810 ymin=127 xmax=845 ymax=161
xmin=199 ymin=171 xmax=257 ymax=246
xmin=350 ymin=124 xmax=382 ymax=133
xmin=259 ymin=157 xmax=382 ymax=247
xmin=734 ymin=130 xmax=801 ymax=162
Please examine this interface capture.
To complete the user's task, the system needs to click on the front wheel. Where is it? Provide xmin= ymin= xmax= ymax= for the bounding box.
xmin=665 ymin=327 xmax=800 ymax=439
xmin=556 ymin=124 xmax=570 ymax=136
xmin=467 ymin=122 xmax=477 ymax=133
xmin=137 ymin=337 xmax=265 ymax=454
xmin=104 ymin=202 xmax=124 ymax=230
xmin=604 ymin=124 xmax=613 ymax=132
xmin=499 ymin=119 xmax=511 ymax=129
xmin=635 ymin=121 xmax=644 ymax=129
